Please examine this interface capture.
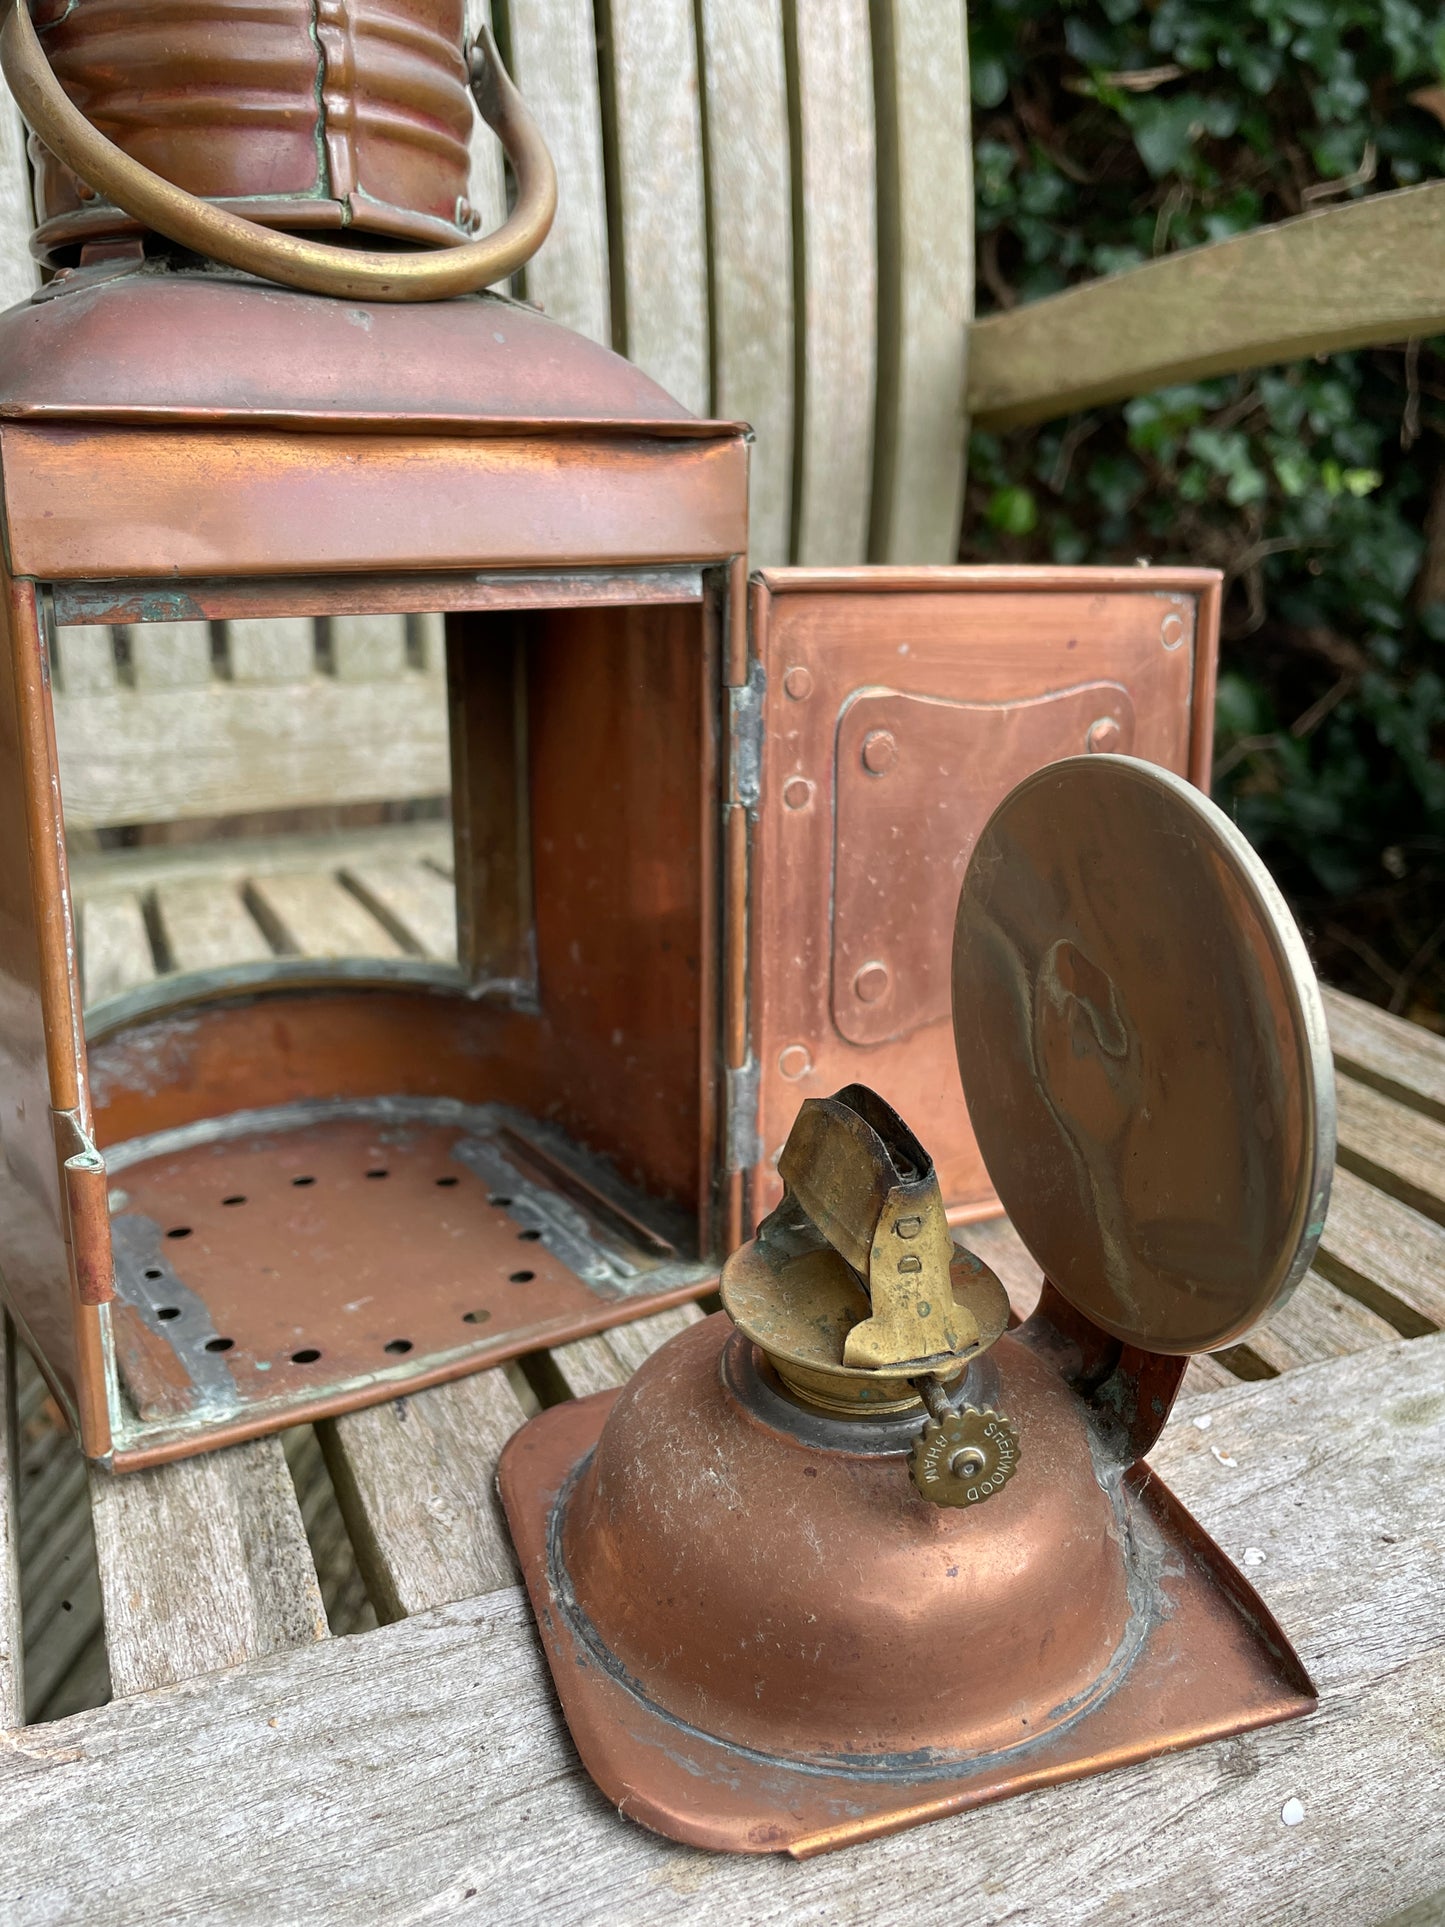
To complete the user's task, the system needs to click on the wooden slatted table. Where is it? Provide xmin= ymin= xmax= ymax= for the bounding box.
xmin=2 ymin=847 xmax=1443 ymax=1922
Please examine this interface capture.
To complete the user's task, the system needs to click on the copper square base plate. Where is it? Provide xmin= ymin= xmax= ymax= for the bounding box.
xmin=104 ymin=1100 xmax=710 ymax=1464
xmin=499 ymin=1390 xmax=1316 ymax=1858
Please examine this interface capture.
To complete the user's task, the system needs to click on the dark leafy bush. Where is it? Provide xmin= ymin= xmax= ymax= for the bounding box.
xmin=963 ymin=0 xmax=1445 ymax=1027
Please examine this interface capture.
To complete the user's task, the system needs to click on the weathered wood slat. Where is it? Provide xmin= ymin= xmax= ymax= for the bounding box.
xmin=1244 ymin=1270 xmax=1402 ymax=1375
xmin=329 ymin=614 xmax=407 ymax=685
xmin=1314 ymin=1165 xmax=1445 ymax=1337
xmin=868 ymin=0 xmax=971 ymax=563
xmin=789 ymin=0 xmax=877 ymax=563
xmin=1323 ymin=984 xmax=1445 ymax=1125
xmin=507 ymin=0 xmax=612 ymax=345
xmin=53 ymin=625 xmax=119 ymax=696
xmin=465 ymin=0 xmax=509 ymax=247
xmin=226 ymin=617 xmax=315 ymax=686
xmin=963 ymin=1212 xmax=1041 ymax=1320
xmin=53 ymin=678 xmax=450 ymax=826
xmin=78 ymin=893 xmax=155 ymax=1007
xmin=1334 ymin=1074 xmax=1445 ymax=1228
xmin=0 ymin=88 xmax=35 ymax=315
xmin=153 ymin=879 xmax=272 ymax=972
xmin=696 ymin=0 xmax=793 ymax=567
xmin=0 ymin=1323 xmax=23 ymax=1727
xmin=317 ymin=1369 xmax=532 ymax=1623
xmin=68 ymin=821 xmax=453 ymax=898
xmin=128 ymin=621 xmax=211 ymax=692
xmin=968 ymin=180 xmax=1445 ymax=431
xmin=245 ymin=871 xmax=404 ymax=960
xmin=3 ymin=1337 xmax=1440 ymax=1924
xmin=547 ymin=1300 xmax=704 ymax=1399
xmin=87 ymin=1438 xmax=328 ymax=1697
xmin=605 ymin=0 xmax=710 ymax=415
xmin=340 ymin=857 xmax=458 ymax=961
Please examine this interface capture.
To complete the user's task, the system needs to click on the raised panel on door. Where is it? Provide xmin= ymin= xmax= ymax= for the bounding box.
xmin=746 ymin=566 xmax=1220 ymax=1226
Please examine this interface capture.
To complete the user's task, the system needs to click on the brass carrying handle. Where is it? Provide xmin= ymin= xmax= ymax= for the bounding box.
xmin=0 ymin=2 xmax=556 ymax=302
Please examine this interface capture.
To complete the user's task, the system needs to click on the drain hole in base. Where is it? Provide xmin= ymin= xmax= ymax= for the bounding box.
xmin=144 ymin=1267 xmax=162 ymax=1280
xmin=366 ymin=1169 xmax=389 ymax=1180
xmin=462 ymin=1309 xmax=492 ymax=1325
xmin=222 ymin=1195 xmax=247 ymax=1206
xmin=509 ymin=1270 xmax=535 ymax=1284
xmin=291 ymin=1347 xmax=321 ymax=1364
xmin=205 ymin=1336 xmax=234 ymax=1353
xmin=517 ymin=1229 xmax=542 ymax=1243
xmin=435 ymin=1176 xmax=459 ymax=1188
xmin=384 ymin=1339 xmax=413 ymax=1355
xmin=156 ymin=1307 xmax=181 ymax=1322
xmin=166 ymin=1227 xmax=192 ymax=1240
xmin=291 ymin=1176 xmax=316 ymax=1188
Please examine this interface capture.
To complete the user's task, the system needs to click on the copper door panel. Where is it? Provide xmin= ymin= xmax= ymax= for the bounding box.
xmin=832 ymin=681 xmax=1136 ymax=1048
xmin=748 ymin=573 xmax=1217 ymax=1223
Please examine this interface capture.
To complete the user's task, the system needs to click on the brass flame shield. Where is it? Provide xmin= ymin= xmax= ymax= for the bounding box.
xmin=720 ymin=1084 xmax=1010 ymax=1422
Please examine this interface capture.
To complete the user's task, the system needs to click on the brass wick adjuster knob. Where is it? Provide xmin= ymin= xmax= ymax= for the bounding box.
xmin=909 ymin=1377 xmax=1019 ymax=1508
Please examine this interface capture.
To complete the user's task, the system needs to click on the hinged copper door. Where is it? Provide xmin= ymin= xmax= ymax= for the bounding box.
xmin=736 ymin=566 xmax=1221 ymax=1227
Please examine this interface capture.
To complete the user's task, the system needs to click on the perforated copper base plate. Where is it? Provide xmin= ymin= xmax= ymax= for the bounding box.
xmin=499 ymin=1390 xmax=1317 ymax=1857
xmin=104 ymin=1101 xmax=711 ymax=1462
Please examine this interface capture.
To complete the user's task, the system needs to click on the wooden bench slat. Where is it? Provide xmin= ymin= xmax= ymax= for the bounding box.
xmin=0 ymin=1324 xmax=24 ymax=1727
xmin=329 ymin=614 xmax=408 ymax=685
xmin=0 ymin=90 xmax=35 ymax=314
xmin=790 ymin=0 xmax=877 ymax=563
xmin=69 ymin=821 xmax=453 ymax=899
xmin=1316 ymin=1165 xmax=1445 ymax=1337
xmin=317 ymin=1369 xmax=532 ymax=1622
xmin=967 ymin=179 xmax=1445 ymax=431
xmin=1335 ymin=1074 xmax=1445 ymax=1228
xmin=868 ymin=0 xmax=971 ymax=564
xmin=88 ymin=1436 xmax=328 ymax=1697
xmin=465 ymin=0 xmax=509 ymax=247
xmin=53 ymin=624 xmax=119 ymax=696
xmin=78 ymin=893 xmax=155 ymax=1007
xmin=153 ymin=878 xmax=273 ymax=972
xmin=226 ymin=617 xmax=316 ymax=686
xmin=245 ymin=871 xmax=405 ymax=960
xmin=339 ymin=857 xmax=458 ymax=961
xmin=697 ymin=0 xmax=794 ymax=568
xmin=54 ymin=678 xmax=452 ymax=828
xmin=5 ymin=1336 xmax=1441 ymax=1921
xmin=129 ymin=621 xmax=212 ymax=692
xmin=1323 ymin=985 xmax=1445 ymax=1125
xmin=1244 ymin=1270 xmax=1402 ymax=1376
xmin=548 ymin=1301 xmax=704 ymax=1399
xmin=606 ymin=0 xmax=710 ymax=416
xmin=509 ymin=0 xmax=613 ymax=346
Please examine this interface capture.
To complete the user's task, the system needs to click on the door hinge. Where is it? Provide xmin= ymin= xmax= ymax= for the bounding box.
xmin=727 ymin=660 xmax=765 ymax=811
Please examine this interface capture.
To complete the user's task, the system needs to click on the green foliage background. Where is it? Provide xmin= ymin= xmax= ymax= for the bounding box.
xmin=962 ymin=0 xmax=1445 ymax=1027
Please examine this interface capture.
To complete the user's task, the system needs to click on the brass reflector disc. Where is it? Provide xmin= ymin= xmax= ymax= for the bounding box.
xmin=952 ymin=755 xmax=1335 ymax=1354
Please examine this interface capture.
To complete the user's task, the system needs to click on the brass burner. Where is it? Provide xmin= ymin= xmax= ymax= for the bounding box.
xmin=719 ymin=1085 xmax=1010 ymax=1416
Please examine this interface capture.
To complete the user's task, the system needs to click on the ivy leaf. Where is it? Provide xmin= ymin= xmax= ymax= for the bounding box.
xmin=986 ymin=485 xmax=1039 ymax=535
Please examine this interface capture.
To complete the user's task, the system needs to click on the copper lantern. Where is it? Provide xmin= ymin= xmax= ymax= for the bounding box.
xmin=0 ymin=1 xmax=1221 ymax=1469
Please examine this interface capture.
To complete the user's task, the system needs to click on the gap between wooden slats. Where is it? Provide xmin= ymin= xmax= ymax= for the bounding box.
xmin=503 ymin=0 xmax=613 ymax=344
xmin=599 ymin=0 xmax=710 ymax=413
xmin=696 ymin=0 xmax=793 ymax=567
xmin=867 ymin=0 xmax=972 ymax=564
